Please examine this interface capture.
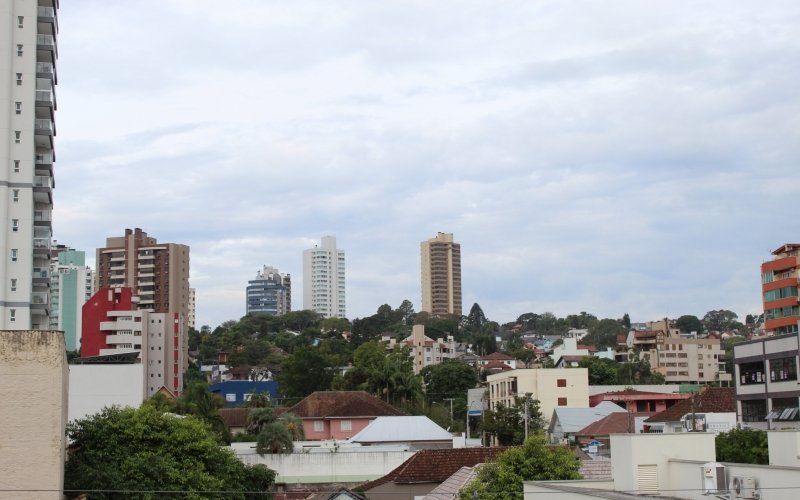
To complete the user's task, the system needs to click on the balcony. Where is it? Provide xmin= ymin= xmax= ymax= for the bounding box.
xmin=36 ymin=62 xmax=56 ymax=84
xmin=37 ymin=6 xmax=58 ymax=32
xmin=33 ymin=175 xmax=53 ymax=204
xmin=34 ymin=118 xmax=55 ymax=149
xmin=35 ymin=89 xmax=54 ymax=112
xmin=33 ymin=237 xmax=50 ymax=255
xmin=31 ymin=292 xmax=49 ymax=314
xmin=36 ymin=34 xmax=57 ymax=58
xmin=35 ymin=152 xmax=54 ymax=173
xmin=33 ymin=210 xmax=52 ymax=227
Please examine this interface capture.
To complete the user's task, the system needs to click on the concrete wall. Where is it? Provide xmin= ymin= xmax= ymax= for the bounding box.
xmin=610 ymin=432 xmax=716 ymax=495
xmin=68 ymin=363 xmax=145 ymax=423
xmin=230 ymin=444 xmax=414 ymax=484
xmin=0 ymin=331 xmax=67 ymax=499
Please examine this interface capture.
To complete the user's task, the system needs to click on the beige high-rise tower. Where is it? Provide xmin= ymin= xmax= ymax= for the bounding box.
xmin=95 ymin=228 xmax=190 ymax=322
xmin=421 ymin=232 xmax=462 ymax=317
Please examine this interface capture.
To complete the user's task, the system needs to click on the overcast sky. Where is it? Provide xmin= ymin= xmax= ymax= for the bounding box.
xmin=53 ymin=1 xmax=800 ymax=329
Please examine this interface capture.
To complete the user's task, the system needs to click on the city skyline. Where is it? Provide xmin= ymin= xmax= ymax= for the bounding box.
xmin=45 ymin=1 xmax=800 ymax=328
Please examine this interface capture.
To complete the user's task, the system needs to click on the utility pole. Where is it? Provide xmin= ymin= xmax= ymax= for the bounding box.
xmin=444 ymin=398 xmax=455 ymax=429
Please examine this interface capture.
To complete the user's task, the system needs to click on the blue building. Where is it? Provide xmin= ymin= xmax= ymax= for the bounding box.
xmin=246 ymin=266 xmax=291 ymax=316
xmin=209 ymin=380 xmax=279 ymax=407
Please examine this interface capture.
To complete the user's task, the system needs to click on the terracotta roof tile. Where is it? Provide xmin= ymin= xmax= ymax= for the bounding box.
xmin=290 ymin=391 xmax=406 ymax=419
xmin=645 ymin=387 xmax=736 ymax=423
xmin=359 ymin=448 xmax=504 ymax=490
xmin=482 ymin=352 xmax=514 ymax=361
xmin=219 ymin=407 xmax=249 ymax=428
xmin=575 ymin=412 xmax=651 ymax=436
xmin=482 ymin=360 xmax=513 ymax=371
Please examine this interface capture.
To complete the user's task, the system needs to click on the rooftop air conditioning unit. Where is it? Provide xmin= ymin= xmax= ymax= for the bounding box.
xmin=731 ymin=476 xmax=759 ymax=499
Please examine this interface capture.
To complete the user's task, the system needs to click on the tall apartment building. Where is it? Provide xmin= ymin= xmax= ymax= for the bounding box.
xmin=95 ymin=228 xmax=190 ymax=320
xmin=1 ymin=1 xmax=59 ymax=330
xmin=421 ymin=232 xmax=462 ymax=317
xmin=247 ymin=265 xmax=291 ymax=316
xmin=81 ymin=287 xmax=184 ymax=397
xmin=761 ymin=243 xmax=800 ymax=336
xmin=302 ymin=236 xmax=345 ymax=318
xmin=49 ymin=249 xmax=94 ymax=351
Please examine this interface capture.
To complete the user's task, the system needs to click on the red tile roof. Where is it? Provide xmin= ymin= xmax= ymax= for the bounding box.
xmin=577 ymin=344 xmax=599 ymax=353
xmin=645 ymin=387 xmax=736 ymax=423
xmin=575 ymin=412 xmax=651 ymax=436
xmin=359 ymin=448 xmax=505 ymax=490
xmin=482 ymin=352 xmax=514 ymax=361
xmin=482 ymin=360 xmax=513 ymax=371
xmin=289 ymin=391 xmax=406 ymax=419
xmin=219 ymin=407 xmax=249 ymax=429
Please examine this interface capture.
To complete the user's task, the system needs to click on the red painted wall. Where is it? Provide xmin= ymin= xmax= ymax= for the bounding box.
xmin=80 ymin=287 xmax=135 ymax=357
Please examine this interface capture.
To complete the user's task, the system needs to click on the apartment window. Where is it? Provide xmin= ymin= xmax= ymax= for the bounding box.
xmin=739 ymin=361 xmax=765 ymax=385
xmin=13 ymin=160 xmax=20 ymax=172
xmin=557 ymin=379 xmax=567 ymax=387
xmin=16 ymin=73 xmax=22 ymax=86
xmin=14 ymin=131 xmax=21 ymax=143
xmin=11 ymin=249 xmax=18 ymax=262
xmin=340 ymin=420 xmax=352 ymax=432
xmin=225 ymin=394 xmax=236 ymax=402
xmin=12 ymin=219 xmax=19 ymax=232
xmin=9 ymin=309 xmax=16 ymax=322
xmin=10 ymin=279 xmax=17 ymax=292
xmin=17 ymin=45 xmax=23 ymax=56
xmin=12 ymin=190 xmax=19 ymax=202
xmin=18 ymin=16 xmax=23 ymax=28
xmin=314 ymin=420 xmax=324 ymax=432
xmin=769 ymin=357 xmax=797 ymax=382
xmin=741 ymin=399 xmax=767 ymax=422
xmin=15 ymin=102 xmax=21 ymax=115
xmin=557 ymin=397 xmax=568 ymax=406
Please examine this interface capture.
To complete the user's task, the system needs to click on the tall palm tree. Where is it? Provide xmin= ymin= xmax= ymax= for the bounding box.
xmin=256 ymin=422 xmax=294 ymax=455
xmin=278 ymin=412 xmax=305 ymax=441
xmin=247 ymin=407 xmax=276 ymax=434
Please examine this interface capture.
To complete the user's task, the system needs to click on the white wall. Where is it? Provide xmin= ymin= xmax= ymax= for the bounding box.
xmin=68 ymin=364 xmax=145 ymax=423
xmin=231 ymin=444 xmax=414 ymax=484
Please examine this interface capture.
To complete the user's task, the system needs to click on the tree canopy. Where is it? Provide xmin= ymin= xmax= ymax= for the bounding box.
xmin=461 ymin=434 xmax=581 ymax=499
xmin=715 ymin=428 xmax=768 ymax=464
xmin=482 ymin=397 xmax=545 ymax=446
xmin=65 ymin=405 xmax=275 ymax=499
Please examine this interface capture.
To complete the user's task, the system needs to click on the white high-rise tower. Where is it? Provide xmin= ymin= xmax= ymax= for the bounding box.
xmin=1 ymin=1 xmax=58 ymax=329
xmin=302 ymin=236 xmax=346 ymax=318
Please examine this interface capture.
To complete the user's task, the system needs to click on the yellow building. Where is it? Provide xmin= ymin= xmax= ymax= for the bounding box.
xmin=487 ymin=367 xmax=589 ymax=419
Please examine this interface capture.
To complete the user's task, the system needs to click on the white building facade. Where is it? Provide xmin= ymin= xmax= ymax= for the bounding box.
xmin=1 ymin=0 xmax=58 ymax=330
xmin=302 ymin=236 xmax=346 ymax=318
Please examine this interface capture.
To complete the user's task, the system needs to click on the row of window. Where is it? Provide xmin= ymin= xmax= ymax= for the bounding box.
xmin=765 ymin=305 xmax=800 ymax=321
xmin=764 ymin=286 xmax=799 ymax=302
xmin=739 ymin=357 xmax=798 ymax=385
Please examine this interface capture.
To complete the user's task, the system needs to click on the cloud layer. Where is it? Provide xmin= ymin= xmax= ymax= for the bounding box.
xmin=54 ymin=1 xmax=800 ymax=327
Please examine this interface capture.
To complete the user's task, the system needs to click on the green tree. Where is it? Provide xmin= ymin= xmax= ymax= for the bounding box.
xmin=256 ymin=421 xmax=295 ymax=455
xmin=278 ymin=346 xmax=335 ymax=398
xmin=578 ymin=356 xmax=620 ymax=385
xmin=715 ymin=428 xmax=768 ymax=464
xmin=675 ymin=315 xmax=704 ymax=335
xmin=64 ymin=405 xmax=275 ymax=499
xmin=461 ymin=434 xmax=581 ymax=499
xmin=583 ymin=318 xmax=625 ymax=350
xmin=621 ymin=312 xmax=631 ymax=330
xmin=465 ymin=303 xmax=488 ymax=333
xmin=174 ymin=382 xmax=229 ymax=443
xmin=421 ymin=360 xmax=478 ymax=400
xmin=482 ymin=397 xmax=544 ymax=446
xmin=702 ymin=309 xmax=741 ymax=333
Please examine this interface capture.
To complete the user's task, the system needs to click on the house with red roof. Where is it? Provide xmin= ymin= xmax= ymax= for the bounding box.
xmin=643 ymin=387 xmax=736 ymax=433
xmin=478 ymin=351 xmax=517 ymax=370
xmin=288 ymin=391 xmax=406 ymax=440
xmin=358 ymin=447 xmax=504 ymax=500
xmin=589 ymin=389 xmax=690 ymax=413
